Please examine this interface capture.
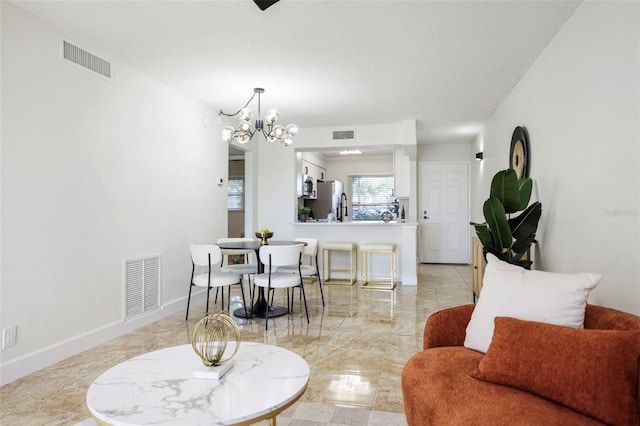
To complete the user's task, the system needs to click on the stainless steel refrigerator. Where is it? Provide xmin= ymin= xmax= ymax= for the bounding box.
xmin=309 ymin=180 xmax=343 ymax=220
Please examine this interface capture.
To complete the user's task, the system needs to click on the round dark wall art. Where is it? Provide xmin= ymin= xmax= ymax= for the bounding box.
xmin=510 ymin=126 xmax=530 ymax=179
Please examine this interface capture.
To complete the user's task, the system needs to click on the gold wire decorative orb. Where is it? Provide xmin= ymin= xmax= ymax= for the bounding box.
xmin=190 ymin=312 xmax=240 ymax=367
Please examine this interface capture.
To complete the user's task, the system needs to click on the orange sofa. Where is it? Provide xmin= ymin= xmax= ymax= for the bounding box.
xmin=401 ymin=304 xmax=640 ymax=426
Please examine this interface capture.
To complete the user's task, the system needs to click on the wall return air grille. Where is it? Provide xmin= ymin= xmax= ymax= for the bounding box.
xmin=123 ymin=254 xmax=161 ymax=320
xmin=332 ymin=130 xmax=355 ymax=141
xmin=61 ymin=39 xmax=112 ymax=80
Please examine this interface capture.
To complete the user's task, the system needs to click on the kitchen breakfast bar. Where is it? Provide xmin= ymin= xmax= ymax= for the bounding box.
xmin=292 ymin=221 xmax=418 ymax=285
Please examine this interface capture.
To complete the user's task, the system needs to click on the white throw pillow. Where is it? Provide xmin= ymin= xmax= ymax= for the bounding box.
xmin=464 ymin=254 xmax=601 ymax=353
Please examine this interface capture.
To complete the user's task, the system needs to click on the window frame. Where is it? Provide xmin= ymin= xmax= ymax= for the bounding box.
xmin=350 ymin=174 xmax=397 ymax=222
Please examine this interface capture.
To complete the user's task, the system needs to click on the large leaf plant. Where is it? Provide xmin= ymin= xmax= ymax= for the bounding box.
xmin=472 ymin=169 xmax=542 ymax=269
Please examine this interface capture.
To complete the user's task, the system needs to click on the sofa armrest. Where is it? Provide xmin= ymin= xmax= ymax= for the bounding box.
xmin=584 ymin=304 xmax=640 ymax=330
xmin=423 ymin=304 xmax=475 ymax=350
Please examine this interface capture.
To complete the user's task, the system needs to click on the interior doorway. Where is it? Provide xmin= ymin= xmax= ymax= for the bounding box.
xmin=228 ymin=146 xmax=246 ymax=238
xmin=419 ymin=162 xmax=470 ymax=264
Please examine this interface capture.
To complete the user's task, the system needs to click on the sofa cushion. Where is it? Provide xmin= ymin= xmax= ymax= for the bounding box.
xmin=464 ymin=254 xmax=600 ymax=353
xmin=471 ymin=317 xmax=640 ymax=426
xmin=401 ymin=346 xmax=605 ymax=426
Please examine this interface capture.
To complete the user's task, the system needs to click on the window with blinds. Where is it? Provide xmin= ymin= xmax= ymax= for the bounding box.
xmin=227 ymin=177 xmax=244 ymax=211
xmin=351 ymin=175 xmax=396 ymax=221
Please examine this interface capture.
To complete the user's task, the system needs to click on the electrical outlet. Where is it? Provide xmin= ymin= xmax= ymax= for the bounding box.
xmin=2 ymin=326 xmax=17 ymax=349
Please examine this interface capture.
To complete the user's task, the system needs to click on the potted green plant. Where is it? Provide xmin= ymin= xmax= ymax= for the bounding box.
xmin=298 ymin=206 xmax=311 ymax=222
xmin=471 ymin=169 xmax=542 ymax=269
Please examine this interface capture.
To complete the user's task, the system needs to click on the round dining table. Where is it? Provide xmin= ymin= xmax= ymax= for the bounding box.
xmin=217 ymin=240 xmax=306 ymax=319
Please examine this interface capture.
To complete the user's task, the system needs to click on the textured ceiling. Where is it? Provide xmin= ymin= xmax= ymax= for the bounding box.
xmin=12 ymin=0 xmax=580 ymax=144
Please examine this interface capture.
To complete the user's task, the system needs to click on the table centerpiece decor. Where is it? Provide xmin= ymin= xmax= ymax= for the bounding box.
xmin=255 ymin=228 xmax=274 ymax=245
xmin=191 ymin=311 xmax=240 ymax=380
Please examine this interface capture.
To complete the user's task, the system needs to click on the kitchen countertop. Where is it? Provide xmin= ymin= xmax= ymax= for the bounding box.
xmin=293 ymin=221 xmax=417 ymax=226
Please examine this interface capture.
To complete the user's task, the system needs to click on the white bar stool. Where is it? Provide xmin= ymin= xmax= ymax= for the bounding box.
xmin=322 ymin=242 xmax=357 ymax=285
xmin=360 ymin=243 xmax=397 ymax=290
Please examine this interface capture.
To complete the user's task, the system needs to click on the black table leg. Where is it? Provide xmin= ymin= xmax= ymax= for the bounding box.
xmin=234 ymin=287 xmax=288 ymax=319
xmin=233 ymin=250 xmax=288 ymax=319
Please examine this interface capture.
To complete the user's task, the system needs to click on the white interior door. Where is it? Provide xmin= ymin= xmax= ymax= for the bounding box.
xmin=420 ymin=163 xmax=470 ymax=263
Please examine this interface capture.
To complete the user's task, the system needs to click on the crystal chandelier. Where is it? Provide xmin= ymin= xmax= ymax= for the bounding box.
xmin=219 ymin=88 xmax=298 ymax=146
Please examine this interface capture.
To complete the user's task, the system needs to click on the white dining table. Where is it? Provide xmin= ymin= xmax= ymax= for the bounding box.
xmin=217 ymin=240 xmax=306 ymax=319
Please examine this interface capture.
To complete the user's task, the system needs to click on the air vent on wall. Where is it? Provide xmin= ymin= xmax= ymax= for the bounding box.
xmin=61 ymin=39 xmax=112 ymax=80
xmin=123 ymin=254 xmax=161 ymax=320
xmin=332 ymin=130 xmax=355 ymax=140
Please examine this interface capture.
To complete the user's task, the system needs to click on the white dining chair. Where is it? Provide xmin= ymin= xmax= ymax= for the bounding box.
xmin=185 ymin=244 xmax=248 ymax=320
xmin=277 ymin=238 xmax=325 ymax=307
xmin=217 ymin=237 xmax=258 ymax=300
xmin=253 ymin=244 xmax=308 ymax=330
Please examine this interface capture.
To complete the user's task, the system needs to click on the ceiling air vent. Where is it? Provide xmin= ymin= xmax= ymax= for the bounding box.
xmin=61 ymin=39 xmax=112 ymax=80
xmin=332 ymin=130 xmax=355 ymax=141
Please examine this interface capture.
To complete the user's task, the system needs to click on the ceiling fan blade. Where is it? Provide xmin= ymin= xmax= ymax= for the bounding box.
xmin=253 ymin=0 xmax=280 ymax=11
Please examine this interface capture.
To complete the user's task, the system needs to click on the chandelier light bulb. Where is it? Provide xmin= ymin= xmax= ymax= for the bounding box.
xmin=265 ymin=108 xmax=279 ymax=124
xmin=266 ymin=132 xmax=277 ymax=142
xmin=240 ymin=108 xmax=253 ymax=121
xmin=239 ymin=121 xmax=252 ymax=132
xmin=285 ymin=123 xmax=298 ymax=136
xmin=238 ymin=133 xmax=250 ymax=144
xmin=273 ymin=125 xmax=285 ymax=137
xmin=282 ymin=137 xmax=293 ymax=146
xmin=222 ymin=126 xmax=235 ymax=142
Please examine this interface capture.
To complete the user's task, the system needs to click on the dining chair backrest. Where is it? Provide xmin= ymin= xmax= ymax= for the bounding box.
xmin=259 ymin=244 xmax=303 ymax=269
xmin=294 ymin=238 xmax=318 ymax=258
xmin=190 ymin=244 xmax=222 ymax=267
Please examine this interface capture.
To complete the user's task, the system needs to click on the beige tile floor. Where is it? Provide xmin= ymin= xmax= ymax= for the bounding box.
xmin=0 ymin=263 xmax=472 ymax=425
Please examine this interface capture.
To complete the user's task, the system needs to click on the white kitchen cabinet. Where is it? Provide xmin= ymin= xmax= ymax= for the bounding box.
xmin=301 ymin=160 xmax=317 ymax=199
xmin=303 ymin=161 xmax=326 ymax=181
xmin=299 ymin=153 xmax=328 ymax=199
xmin=301 ymin=159 xmax=312 ymax=177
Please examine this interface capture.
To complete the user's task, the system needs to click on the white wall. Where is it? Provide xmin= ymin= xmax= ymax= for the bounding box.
xmin=417 ymin=143 xmax=471 ymax=163
xmin=470 ymin=2 xmax=640 ymax=314
xmin=1 ymin=3 xmax=227 ymax=383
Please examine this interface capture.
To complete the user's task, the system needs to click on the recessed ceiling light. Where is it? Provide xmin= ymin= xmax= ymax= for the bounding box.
xmin=339 ymin=150 xmax=362 ymax=155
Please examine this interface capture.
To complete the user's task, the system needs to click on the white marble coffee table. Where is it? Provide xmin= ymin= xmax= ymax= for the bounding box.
xmin=86 ymin=342 xmax=309 ymax=425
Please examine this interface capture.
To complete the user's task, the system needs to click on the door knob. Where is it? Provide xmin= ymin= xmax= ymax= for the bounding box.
xmin=423 ymin=210 xmax=429 ymax=219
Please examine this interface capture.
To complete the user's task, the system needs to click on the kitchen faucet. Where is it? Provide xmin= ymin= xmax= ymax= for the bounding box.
xmin=338 ymin=193 xmax=348 ymax=222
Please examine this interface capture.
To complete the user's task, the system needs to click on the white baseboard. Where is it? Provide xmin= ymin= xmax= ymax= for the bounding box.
xmin=0 ymin=292 xmax=206 ymax=386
